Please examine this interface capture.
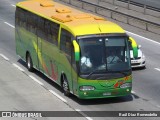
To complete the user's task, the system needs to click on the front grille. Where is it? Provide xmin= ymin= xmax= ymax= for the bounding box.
xmin=132 ymin=63 xmax=141 ymax=66
xmin=131 ymin=57 xmax=141 ymax=60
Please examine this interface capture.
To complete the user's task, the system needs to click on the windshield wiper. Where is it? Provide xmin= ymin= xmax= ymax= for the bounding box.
xmin=86 ymin=67 xmax=130 ymax=79
xmin=109 ymin=70 xmax=129 ymax=77
xmin=86 ymin=67 xmax=100 ymax=79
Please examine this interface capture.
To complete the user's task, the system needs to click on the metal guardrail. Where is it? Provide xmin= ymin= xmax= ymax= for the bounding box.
xmin=99 ymin=0 xmax=160 ymax=16
xmin=59 ymin=0 xmax=160 ymax=35
xmin=116 ymin=0 xmax=160 ymax=12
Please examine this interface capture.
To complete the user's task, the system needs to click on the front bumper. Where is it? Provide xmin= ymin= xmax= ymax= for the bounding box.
xmin=131 ymin=59 xmax=146 ymax=68
xmin=77 ymin=87 xmax=132 ymax=99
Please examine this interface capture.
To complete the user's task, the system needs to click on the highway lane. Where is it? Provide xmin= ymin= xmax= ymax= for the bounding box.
xmin=127 ymin=31 xmax=160 ymax=106
xmin=0 ymin=56 xmax=86 ymax=120
xmin=0 ymin=0 xmax=160 ymax=119
xmin=0 ymin=0 xmax=16 ymax=62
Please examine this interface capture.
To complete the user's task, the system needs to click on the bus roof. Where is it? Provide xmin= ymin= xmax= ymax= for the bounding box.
xmin=16 ymin=0 xmax=125 ymax=36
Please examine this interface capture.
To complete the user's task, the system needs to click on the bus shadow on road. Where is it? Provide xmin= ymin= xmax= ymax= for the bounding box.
xmin=132 ymin=67 xmax=146 ymax=71
xmin=70 ymin=94 xmax=138 ymax=105
xmin=17 ymin=59 xmax=63 ymax=93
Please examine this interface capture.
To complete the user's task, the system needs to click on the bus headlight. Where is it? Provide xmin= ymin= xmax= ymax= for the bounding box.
xmin=80 ymin=86 xmax=95 ymax=91
xmin=120 ymin=83 xmax=132 ymax=88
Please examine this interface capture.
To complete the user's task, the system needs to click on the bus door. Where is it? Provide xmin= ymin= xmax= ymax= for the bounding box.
xmin=59 ymin=29 xmax=73 ymax=92
xmin=37 ymin=17 xmax=45 ymax=72
xmin=37 ymin=37 xmax=43 ymax=71
xmin=71 ymin=45 xmax=78 ymax=94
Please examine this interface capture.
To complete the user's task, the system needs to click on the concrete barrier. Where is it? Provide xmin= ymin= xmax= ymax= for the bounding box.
xmin=100 ymin=0 xmax=114 ymax=4
xmin=129 ymin=4 xmax=144 ymax=13
xmin=128 ymin=18 xmax=146 ymax=30
xmin=146 ymin=9 xmax=160 ymax=18
xmin=114 ymin=0 xmax=128 ymax=8
xmin=70 ymin=0 xmax=83 ymax=8
xmin=112 ymin=13 xmax=128 ymax=24
xmin=148 ymin=24 xmax=160 ymax=34
xmin=85 ymin=0 xmax=99 ymax=4
xmin=61 ymin=0 xmax=70 ymax=4
xmin=96 ymin=8 xmax=112 ymax=18
xmin=83 ymin=3 xmax=96 ymax=12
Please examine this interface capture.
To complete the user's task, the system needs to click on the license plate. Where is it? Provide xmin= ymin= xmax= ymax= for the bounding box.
xmin=103 ymin=92 xmax=111 ymax=96
xmin=131 ymin=60 xmax=138 ymax=63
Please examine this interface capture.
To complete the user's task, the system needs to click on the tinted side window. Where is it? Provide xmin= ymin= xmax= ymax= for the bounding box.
xmin=26 ymin=12 xmax=37 ymax=33
xmin=16 ymin=7 xmax=37 ymax=32
xmin=44 ymin=20 xmax=60 ymax=45
xmin=60 ymin=29 xmax=72 ymax=56
xmin=37 ymin=17 xmax=46 ymax=39
xmin=37 ymin=17 xmax=44 ymax=30
xmin=15 ymin=8 xmax=20 ymax=26
xmin=45 ymin=20 xmax=51 ymax=34
xmin=18 ymin=8 xmax=27 ymax=28
xmin=50 ymin=22 xmax=60 ymax=46
xmin=44 ymin=20 xmax=52 ymax=43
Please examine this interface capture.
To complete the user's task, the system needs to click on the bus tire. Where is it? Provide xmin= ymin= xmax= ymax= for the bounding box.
xmin=62 ymin=75 xmax=70 ymax=96
xmin=26 ymin=53 xmax=34 ymax=72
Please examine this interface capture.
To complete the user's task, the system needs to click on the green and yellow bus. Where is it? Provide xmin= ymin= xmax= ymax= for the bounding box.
xmin=15 ymin=0 xmax=138 ymax=99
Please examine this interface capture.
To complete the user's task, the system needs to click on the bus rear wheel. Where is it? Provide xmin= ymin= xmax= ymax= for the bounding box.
xmin=62 ymin=76 xmax=70 ymax=96
xmin=26 ymin=53 xmax=34 ymax=72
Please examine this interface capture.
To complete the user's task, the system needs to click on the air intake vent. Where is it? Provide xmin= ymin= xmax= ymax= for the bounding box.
xmin=40 ymin=1 xmax=54 ymax=7
xmin=51 ymin=15 xmax=72 ymax=23
xmin=94 ymin=16 xmax=105 ymax=20
xmin=56 ymin=8 xmax=71 ymax=13
xmin=74 ymin=14 xmax=91 ymax=19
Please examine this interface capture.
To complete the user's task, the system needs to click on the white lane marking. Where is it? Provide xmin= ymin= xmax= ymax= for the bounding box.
xmin=75 ymin=109 xmax=93 ymax=120
xmin=29 ymin=75 xmax=44 ymax=86
xmin=126 ymin=31 xmax=160 ymax=45
xmin=4 ymin=22 xmax=15 ymax=28
xmin=155 ymin=68 xmax=160 ymax=72
xmin=49 ymin=90 xmax=67 ymax=103
xmin=131 ymin=91 xmax=136 ymax=94
xmin=12 ymin=63 xmax=25 ymax=72
xmin=11 ymin=4 xmax=16 ymax=7
xmin=0 ymin=54 xmax=9 ymax=61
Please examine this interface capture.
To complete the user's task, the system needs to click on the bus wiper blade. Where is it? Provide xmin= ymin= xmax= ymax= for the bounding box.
xmin=117 ymin=71 xmax=128 ymax=76
xmin=86 ymin=67 xmax=99 ymax=79
xmin=109 ymin=70 xmax=128 ymax=76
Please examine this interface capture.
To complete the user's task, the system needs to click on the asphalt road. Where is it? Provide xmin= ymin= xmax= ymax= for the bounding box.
xmin=0 ymin=0 xmax=160 ymax=120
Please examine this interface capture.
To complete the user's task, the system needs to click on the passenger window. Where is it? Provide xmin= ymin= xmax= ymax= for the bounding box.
xmin=50 ymin=22 xmax=60 ymax=46
xmin=45 ymin=20 xmax=51 ymax=34
xmin=37 ymin=17 xmax=46 ymax=39
xmin=19 ymin=9 xmax=27 ymax=28
xmin=37 ymin=17 xmax=44 ymax=30
xmin=26 ymin=12 xmax=36 ymax=33
xmin=60 ymin=29 xmax=72 ymax=56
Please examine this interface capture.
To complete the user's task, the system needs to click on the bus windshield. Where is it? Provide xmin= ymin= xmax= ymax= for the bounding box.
xmin=78 ymin=35 xmax=131 ymax=79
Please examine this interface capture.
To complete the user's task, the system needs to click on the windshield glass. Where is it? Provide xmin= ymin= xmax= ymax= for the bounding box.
xmin=78 ymin=35 xmax=131 ymax=77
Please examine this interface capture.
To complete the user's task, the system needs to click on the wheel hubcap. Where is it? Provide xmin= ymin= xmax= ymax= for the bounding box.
xmin=63 ymin=80 xmax=68 ymax=91
xmin=27 ymin=57 xmax=31 ymax=68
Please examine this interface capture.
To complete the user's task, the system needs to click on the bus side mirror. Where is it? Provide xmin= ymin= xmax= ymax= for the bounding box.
xmin=73 ymin=40 xmax=80 ymax=61
xmin=129 ymin=37 xmax=138 ymax=58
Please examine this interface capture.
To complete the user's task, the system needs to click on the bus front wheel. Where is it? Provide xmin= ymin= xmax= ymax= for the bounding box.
xmin=62 ymin=75 xmax=70 ymax=96
xmin=26 ymin=53 xmax=34 ymax=72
